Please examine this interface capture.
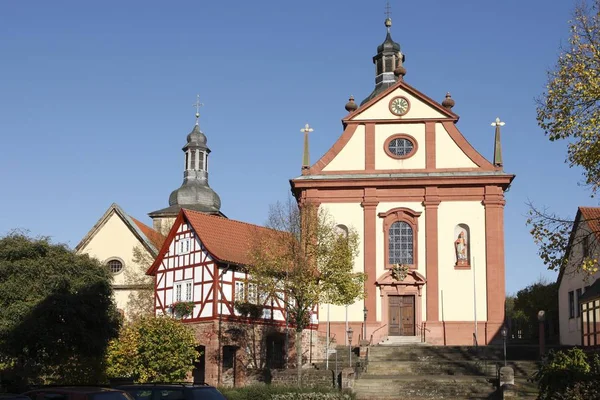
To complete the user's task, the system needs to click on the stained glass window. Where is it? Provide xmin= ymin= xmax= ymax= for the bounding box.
xmin=388 ymin=221 xmax=413 ymax=264
xmin=388 ymin=138 xmax=414 ymax=157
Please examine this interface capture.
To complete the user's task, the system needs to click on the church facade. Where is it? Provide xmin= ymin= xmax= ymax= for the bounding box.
xmin=290 ymin=17 xmax=514 ymax=346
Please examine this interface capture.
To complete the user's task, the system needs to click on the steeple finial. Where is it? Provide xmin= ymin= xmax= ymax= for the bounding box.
xmin=193 ymin=94 xmax=204 ymax=126
xmin=491 ymin=117 xmax=505 ymax=167
xmin=300 ymin=123 xmax=314 ymax=174
xmin=385 ymin=1 xmax=392 ymax=30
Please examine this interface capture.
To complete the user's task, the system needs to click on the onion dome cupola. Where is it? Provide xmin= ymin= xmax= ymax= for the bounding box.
xmin=148 ymin=96 xmax=223 ymax=235
xmin=167 ymin=121 xmax=222 ymax=213
xmin=361 ymin=16 xmax=406 ymax=106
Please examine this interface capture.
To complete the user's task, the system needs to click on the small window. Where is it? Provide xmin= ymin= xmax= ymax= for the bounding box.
xmin=335 ymin=224 xmax=349 ymax=237
xmin=199 ymin=151 xmax=205 ymax=170
xmin=108 ymin=259 xmax=123 ymax=274
xmin=174 ymin=279 xmax=193 ymax=303
xmin=583 ymin=235 xmax=590 ymax=257
xmin=176 ymin=238 xmax=191 ymax=255
xmin=388 ymin=138 xmax=414 ymax=157
xmin=234 ymin=281 xmax=245 ymax=302
xmin=191 ymin=150 xmax=196 ymax=170
xmin=222 ymin=345 xmax=237 ymax=369
xmin=569 ymin=291 xmax=575 ymax=319
xmin=576 ymin=288 xmax=583 ymax=317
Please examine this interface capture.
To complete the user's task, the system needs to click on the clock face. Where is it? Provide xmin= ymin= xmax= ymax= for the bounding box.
xmin=389 ymin=96 xmax=410 ymax=116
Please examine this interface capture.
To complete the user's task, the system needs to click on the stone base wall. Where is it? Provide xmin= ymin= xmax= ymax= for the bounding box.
xmin=189 ymin=320 xmax=325 ymax=387
xmin=271 ymin=369 xmax=334 ymax=388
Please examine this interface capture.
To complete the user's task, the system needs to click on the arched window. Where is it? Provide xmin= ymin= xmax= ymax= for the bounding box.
xmin=379 ymin=207 xmax=421 ymax=269
xmin=388 ymin=221 xmax=413 ymax=265
xmin=335 ymin=224 xmax=349 ymax=237
xmin=107 ymin=259 xmax=123 ymax=274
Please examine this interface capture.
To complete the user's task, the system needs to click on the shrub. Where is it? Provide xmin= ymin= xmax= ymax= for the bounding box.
xmin=533 ymin=348 xmax=600 ymax=400
xmin=218 ymin=385 xmax=354 ymax=400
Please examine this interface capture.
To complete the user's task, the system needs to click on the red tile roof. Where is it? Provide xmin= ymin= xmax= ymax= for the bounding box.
xmin=579 ymin=207 xmax=600 ymax=242
xmin=131 ymin=217 xmax=166 ymax=251
xmin=182 ymin=209 xmax=280 ymax=266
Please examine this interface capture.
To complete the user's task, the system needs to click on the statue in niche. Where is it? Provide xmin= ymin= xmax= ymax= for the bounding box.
xmin=454 ymin=229 xmax=469 ymax=266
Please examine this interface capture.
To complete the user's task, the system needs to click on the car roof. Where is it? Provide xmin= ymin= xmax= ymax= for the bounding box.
xmin=116 ymin=385 xmax=214 ymax=389
xmin=25 ymin=387 xmax=124 ymax=394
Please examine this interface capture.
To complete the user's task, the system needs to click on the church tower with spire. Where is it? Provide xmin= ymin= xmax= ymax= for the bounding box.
xmin=149 ymin=98 xmax=223 ymax=235
xmin=291 ymin=10 xmax=514 ymax=346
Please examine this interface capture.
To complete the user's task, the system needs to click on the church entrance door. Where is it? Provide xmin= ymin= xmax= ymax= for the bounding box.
xmin=388 ymin=295 xmax=415 ymax=336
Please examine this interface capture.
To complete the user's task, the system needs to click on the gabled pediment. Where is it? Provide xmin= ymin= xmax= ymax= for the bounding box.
xmin=376 ymin=269 xmax=426 ymax=287
xmin=344 ymin=80 xmax=458 ymax=122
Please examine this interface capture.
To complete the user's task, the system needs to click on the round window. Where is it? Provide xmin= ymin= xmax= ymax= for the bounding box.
xmin=108 ymin=259 xmax=123 ymax=274
xmin=388 ymin=138 xmax=414 ymax=157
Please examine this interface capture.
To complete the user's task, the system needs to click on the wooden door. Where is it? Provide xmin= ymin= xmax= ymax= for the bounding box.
xmin=389 ymin=296 xmax=401 ymax=335
xmin=400 ymin=295 xmax=415 ymax=336
xmin=388 ymin=295 xmax=415 ymax=336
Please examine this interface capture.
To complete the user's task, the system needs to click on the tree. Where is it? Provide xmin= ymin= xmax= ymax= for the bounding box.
xmin=105 ymin=315 xmax=198 ymax=383
xmin=508 ymin=278 xmax=558 ymax=342
xmin=0 ymin=232 xmax=121 ymax=389
xmin=124 ymin=245 xmax=155 ymax=321
xmin=537 ymin=0 xmax=600 ymax=195
xmin=248 ymin=198 xmax=365 ymax=386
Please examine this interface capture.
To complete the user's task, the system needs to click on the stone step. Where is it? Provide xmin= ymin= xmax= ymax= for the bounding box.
xmin=378 ymin=335 xmax=423 ymax=346
xmin=365 ymin=360 xmax=538 ymax=378
xmin=354 ymin=375 xmax=497 ymax=399
xmin=368 ymin=345 xmax=542 ymax=361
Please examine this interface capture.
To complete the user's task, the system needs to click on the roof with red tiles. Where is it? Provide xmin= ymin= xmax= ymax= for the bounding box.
xmin=130 ymin=216 xmax=166 ymax=251
xmin=579 ymin=207 xmax=600 ymax=242
xmin=181 ymin=208 xmax=281 ymax=266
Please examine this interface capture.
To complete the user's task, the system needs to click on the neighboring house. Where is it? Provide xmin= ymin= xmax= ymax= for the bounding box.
xmin=75 ymin=203 xmax=165 ymax=318
xmin=579 ymin=277 xmax=600 ymax=347
xmin=289 ymin=16 xmax=514 ymax=346
xmin=557 ymin=206 xmax=600 ymax=345
xmin=146 ymin=208 xmax=319 ymax=386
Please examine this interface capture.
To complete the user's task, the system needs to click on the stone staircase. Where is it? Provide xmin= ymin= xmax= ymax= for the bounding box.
xmin=352 ymin=345 xmax=539 ymax=399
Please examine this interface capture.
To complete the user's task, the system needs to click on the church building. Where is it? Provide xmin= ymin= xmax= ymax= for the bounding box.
xmin=290 ymin=16 xmax=514 ymax=346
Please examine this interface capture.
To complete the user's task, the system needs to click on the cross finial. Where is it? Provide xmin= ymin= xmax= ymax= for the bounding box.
xmin=300 ymin=123 xmax=314 ymax=134
xmin=491 ymin=117 xmax=505 ymax=127
xmin=385 ymin=1 xmax=392 ymax=19
xmin=193 ymin=94 xmax=204 ymax=126
xmin=301 ymin=123 xmax=313 ymax=174
xmin=491 ymin=117 xmax=504 ymax=167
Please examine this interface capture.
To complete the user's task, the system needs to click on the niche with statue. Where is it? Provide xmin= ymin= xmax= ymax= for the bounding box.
xmin=454 ymin=224 xmax=470 ymax=269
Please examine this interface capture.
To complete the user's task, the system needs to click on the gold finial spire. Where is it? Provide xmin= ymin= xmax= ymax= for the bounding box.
xmin=193 ymin=94 xmax=204 ymax=126
xmin=384 ymin=1 xmax=392 ymax=29
xmin=491 ymin=117 xmax=505 ymax=168
xmin=300 ymin=123 xmax=314 ymax=174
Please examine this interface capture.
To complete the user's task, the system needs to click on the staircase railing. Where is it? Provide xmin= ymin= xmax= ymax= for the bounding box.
xmin=369 ymin=324 xmax=387 ymax=345
xmin=418 ymin=323 xmax=431 ymax=342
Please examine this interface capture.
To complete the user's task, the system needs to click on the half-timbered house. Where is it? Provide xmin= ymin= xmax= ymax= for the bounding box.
xmin=147 ymin=208 xmax=320 ymax=386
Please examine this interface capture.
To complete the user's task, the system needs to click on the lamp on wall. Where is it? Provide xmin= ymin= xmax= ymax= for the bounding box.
xmin=347 ymin=327 xmax=354 ymax=368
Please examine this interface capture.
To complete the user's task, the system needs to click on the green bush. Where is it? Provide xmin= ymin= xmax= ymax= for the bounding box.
xmin=218 ymin=385 xmax=354 ymax=400
xmin=533 ymin=348 xmax=600 ymax=399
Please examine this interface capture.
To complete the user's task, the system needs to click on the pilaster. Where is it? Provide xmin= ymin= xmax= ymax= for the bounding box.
xmin=483 ymin=186 xmax=506 ymax=326
xmin=362 ymin=188 xmax=379 ymax=322
xmin=423 ymin=187 xmax=441 ymax=322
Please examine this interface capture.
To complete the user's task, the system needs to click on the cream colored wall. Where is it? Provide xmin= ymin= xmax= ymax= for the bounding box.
xmin=374 ymin=124 xmax=426 ymax=170
xmin=435 ymin=123 xmax=478 ymax=168
xmin=352 ymin=87 xmax=446 ymax=121
xmin=437 ymin=201 xmax=487 ymax=321
xmin=78 ymin=212 xmax=152 ymax=315
xmin=376 ymin=202 xmax=426 ymax=322
xmin=558 ymin=221 xmax=600 ymax=345
xmin=318 ymin=203 xmax=365 ymax=322
xmin=322 ymin=125 xmax=366 ymax=172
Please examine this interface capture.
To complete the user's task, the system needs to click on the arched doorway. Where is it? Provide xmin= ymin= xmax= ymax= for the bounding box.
xmin=192 ymin=345 xmax=206 ymax=384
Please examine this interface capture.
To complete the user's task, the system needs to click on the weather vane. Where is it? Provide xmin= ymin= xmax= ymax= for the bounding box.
xmin=385 ymin=1 xmax=392 ymax=19
xmin=193 ymin=94 xmax=204 ymax=126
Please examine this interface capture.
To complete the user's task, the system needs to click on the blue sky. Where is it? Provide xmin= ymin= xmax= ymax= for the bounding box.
xmin=0 ymin=1 xmax=592 ymax=294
